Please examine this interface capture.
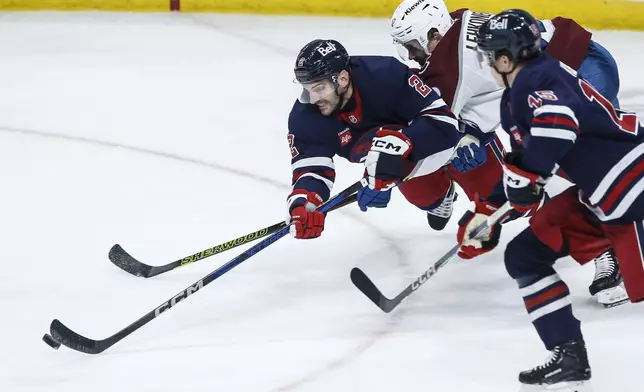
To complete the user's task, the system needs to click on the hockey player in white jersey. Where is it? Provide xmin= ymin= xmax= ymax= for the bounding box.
xmin=389 ymin=0 xmax=626 ymax=307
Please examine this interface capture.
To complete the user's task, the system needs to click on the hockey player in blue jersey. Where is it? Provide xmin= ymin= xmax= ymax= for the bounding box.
xmin=461 ymin=10 xmax=644 ymax=386
xmin=286 ymin=39 xmax=463 ymax=239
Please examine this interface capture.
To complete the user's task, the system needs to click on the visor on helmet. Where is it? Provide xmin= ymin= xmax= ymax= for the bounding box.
xmin=297 ymin=76 xmax=338 ymax=104
xmin=395 ymin=38 xmax=429 ymax=63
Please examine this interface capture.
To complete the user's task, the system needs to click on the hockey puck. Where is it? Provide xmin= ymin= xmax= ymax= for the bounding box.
xmin=42 ymin=333 xmax=61 ymax=350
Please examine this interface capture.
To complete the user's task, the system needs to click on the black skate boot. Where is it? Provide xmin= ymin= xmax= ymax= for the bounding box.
xmin=426 ymin=181 xmax=457 ymax=231
xmin=519 ymin=340 xmax=591 ymax=386
xmin=588 ymin=249 xmax=628 ymax=308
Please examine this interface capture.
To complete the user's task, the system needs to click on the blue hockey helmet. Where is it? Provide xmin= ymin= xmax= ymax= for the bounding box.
xmin=293 ymin=39 xmax=350 ymax=84
xmin=476 ymin=9 xmax=542 ymax=65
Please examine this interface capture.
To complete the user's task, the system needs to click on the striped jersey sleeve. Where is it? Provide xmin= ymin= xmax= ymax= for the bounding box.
xmin=522 ymin=93 xmax=579 ymax=177
xmin=286 ymin=102 xmax=344 ymax=209
xmin=290 ymin=152 xmax=336 ymax=201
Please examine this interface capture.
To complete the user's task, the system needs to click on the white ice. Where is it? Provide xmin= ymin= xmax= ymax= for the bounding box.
xmin=0 ymin=11 xmax=642 ymax=392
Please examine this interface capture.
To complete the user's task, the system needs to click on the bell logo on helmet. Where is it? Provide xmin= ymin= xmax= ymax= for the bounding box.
xmin=404 ymin=0 xmax=425 ymax=16
xmin=298 ymin=57 xmax=306 ymax=67
xmin=317 ymin=42 xmax=337 ymax=57
xmin=489 ymin=18 xmax=508 ymax=30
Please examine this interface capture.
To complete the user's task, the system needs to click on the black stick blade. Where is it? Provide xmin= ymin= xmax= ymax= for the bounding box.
xmin=50 ymin=319 xmax=108 ymax=354
xmin=350 ymin=268 xmax=395 ymax=313
xmin=109 ymin=244 xmax=152 ymax=278
xmin=42 ymin=333 xmax=61 ymax=350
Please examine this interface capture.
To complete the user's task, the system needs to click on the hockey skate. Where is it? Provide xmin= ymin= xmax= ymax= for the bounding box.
xmin=519 ymin=340 xmax=591 ymax=390
xmin=588 ymin=249 xmax=628 ymax=308
xmin=426 ymin=181 xmax=457 ymax=230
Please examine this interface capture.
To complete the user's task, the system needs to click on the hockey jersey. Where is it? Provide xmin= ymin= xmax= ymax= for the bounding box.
xmin=288 ymin=56 xmax=460 ymax=202
xmin=501 ymin=54 xmax=644 ymax=223
xmin=418 ymin=9 xmax=592 ymax=135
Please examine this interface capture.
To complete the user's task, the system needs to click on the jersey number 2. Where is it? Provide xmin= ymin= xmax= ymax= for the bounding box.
xmin=287 ymin=134 xmax=299 ymax=158
xmin=579 ymin=79 xmax=638 ymax=135
xmin=409 ymin=74 xmax=431 ymax=98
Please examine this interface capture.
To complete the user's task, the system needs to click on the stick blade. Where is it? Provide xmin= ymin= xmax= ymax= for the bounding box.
xmin=350 ymin=268 xmax=395 ymax=313
xmin=50 ymin=319 xmax=108 ymax=354
xmin=108 ymin=244 xmax=152 ymax=278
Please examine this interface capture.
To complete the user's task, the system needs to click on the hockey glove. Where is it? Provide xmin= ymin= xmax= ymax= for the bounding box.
xmin=287 ymin=190 xmax=325 ymax=239
xmin=451 ymin=134 xmax=487 ymax=173
xmin=503 ymin=152 xmax=547 ymax=214
xmin=357 ymin=186 xmax=392 ymax=212
xmin=364 ymin=129 xmax=413 ymax=191
xmin=457 ymin=195 xmax=503 ymax=259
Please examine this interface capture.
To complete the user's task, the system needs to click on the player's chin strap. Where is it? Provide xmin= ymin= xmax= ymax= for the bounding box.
xmin=496 ymin=62 xmax=518 ymax=89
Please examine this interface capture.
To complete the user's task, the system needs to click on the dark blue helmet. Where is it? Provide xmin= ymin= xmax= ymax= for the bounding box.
xmin=293 ymin=39 xmax=350 ymax=84
xmin=476 ymin=9 xmax=542 ymax=63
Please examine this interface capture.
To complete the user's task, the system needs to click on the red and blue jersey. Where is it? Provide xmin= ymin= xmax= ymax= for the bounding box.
xmin=501 ymin=54 xmax=644 ymax=223
xmin=287 ymin=55 xmax=461 ymax=203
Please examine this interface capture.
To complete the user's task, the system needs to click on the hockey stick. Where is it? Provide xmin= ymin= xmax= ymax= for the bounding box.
xmin=351 ymin=202 xmax=513 ymax=313
xmin=109 ymin=193 xmax=359 ymax=278
xmin=48 ymin=181 xmax=362 ymax=354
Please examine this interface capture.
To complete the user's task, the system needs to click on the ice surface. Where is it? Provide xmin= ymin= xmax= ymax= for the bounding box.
xmin=0 ymin=11 xmax=642 ymax=392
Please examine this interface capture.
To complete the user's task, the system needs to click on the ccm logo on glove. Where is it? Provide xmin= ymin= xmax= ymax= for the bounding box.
xmin=372 ymin=135 xmax=412 ymax=155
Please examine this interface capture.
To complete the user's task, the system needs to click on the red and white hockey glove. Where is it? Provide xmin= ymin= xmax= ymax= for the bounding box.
xmin=287 ymin=190 xmax=325 ymax=239
xmin=457 ymin=195 xmax=503 ymax=259
xmin=503 ymin=152 xmax=547 ymax=214
xmin=363 ymin=130 xmax=413 ymax=191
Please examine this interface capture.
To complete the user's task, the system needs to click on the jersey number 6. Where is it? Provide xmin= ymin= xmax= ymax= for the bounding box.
xmin=409 ymin=74 xmax=432 ymax=98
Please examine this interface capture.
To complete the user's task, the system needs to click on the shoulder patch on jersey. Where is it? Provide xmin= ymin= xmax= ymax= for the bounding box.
xmin=535 ymin=90 xmax=559 ymax=101
xmin=528 ymin=91 xmax=559 ymax=110
xmin=528 ymin=94 xmax=542 ymax=110
xmin=287 ymin=134 xmax=299 ymax=158
xmin=528 ymin=91 xmax=558 ymax=110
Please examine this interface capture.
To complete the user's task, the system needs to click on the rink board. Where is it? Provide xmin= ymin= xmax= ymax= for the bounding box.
xmin=0 ymin=0 xmax=642 ymax=30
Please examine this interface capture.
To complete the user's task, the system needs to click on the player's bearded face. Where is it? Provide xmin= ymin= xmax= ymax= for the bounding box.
xmin=396 ymin=39 xmax=429 ymax=66
xmin=394 ymin=29 xmax=438 ymax=67
xmin=301 ymin=79 xmax=342 ymax=116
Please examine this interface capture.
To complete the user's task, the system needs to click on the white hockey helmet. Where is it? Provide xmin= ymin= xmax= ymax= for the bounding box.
xmin=390 ymin=0 xmax=453 ymax=63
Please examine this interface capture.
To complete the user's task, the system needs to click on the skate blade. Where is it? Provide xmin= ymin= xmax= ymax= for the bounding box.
xmin=596 ymin=283 xmax=629 ymax=308
xmin=519 ymin=380 xmax=593 ymax=392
